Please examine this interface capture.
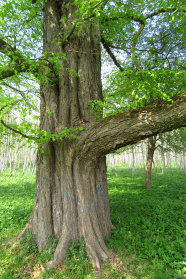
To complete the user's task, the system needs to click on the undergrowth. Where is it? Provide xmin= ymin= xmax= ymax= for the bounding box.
xmin=0 ymin=167 xmax=185 ymax=278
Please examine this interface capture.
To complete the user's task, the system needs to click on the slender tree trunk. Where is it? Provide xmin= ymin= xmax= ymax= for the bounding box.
xmin=131 ymin=145 xmax=135 ymax=176
xmin=145 ymin=136 xmax=156 ymax=189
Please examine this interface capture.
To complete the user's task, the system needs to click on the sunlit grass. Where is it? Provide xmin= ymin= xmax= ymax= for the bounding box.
xmin=0 ymin=167 xmax=185 ymax=278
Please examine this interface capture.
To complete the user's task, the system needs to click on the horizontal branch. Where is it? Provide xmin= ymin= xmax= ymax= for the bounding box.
xmin=76 ymin=93 xmax=186 ymax=160
xmin=102 ymin=7 xmax=183 ymax=24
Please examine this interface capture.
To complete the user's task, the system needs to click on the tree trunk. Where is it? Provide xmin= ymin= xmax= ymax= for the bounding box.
xmin=31 ymin=0 xmax=112 ymax=269
xmin=145 ymin=136 xmax=156 ymax=189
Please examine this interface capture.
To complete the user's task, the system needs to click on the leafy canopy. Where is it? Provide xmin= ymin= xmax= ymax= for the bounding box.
xmin=0 ymin=0 xmax=185 ymax=144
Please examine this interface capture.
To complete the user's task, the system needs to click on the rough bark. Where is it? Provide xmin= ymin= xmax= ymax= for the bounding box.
xmin=145 ymin=136 xmax=156 ymax=189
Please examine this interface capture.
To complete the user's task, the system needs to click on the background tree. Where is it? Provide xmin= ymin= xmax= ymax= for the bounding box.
xmin=0 ymin=0 xmax=186 ymax=269
xmin=145 ymin=136 xmax=156 ymax=189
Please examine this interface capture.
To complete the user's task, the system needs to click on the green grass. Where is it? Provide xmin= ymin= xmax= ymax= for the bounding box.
xmin=0 ymin=167 xmax=185 ymax=278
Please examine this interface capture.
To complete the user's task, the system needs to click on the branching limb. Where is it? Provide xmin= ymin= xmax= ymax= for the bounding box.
xmin=145 ymin=8 xmax=181 ymax=20
xmin=0 ymin=38 xmax=25 ymax=61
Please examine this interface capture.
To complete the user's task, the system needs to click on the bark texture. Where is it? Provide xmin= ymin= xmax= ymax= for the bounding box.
xmin=31 ymin=0 xmax=112 ymax=269
xmin=29 ymin=0 xmax=186 ymax=270
xmin=145 ymin=136 xmax=156 ymax=189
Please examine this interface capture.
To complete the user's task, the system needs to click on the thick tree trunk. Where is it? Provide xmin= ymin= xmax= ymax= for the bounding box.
xmin=31 ymin=0 xmax=113 ymax=269
xmin=145 ymin=136 xmax=156 ymax=189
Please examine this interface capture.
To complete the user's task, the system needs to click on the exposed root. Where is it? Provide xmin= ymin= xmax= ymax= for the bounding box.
xmin=47 ymin=232 xmax=72 ymax=270
xmin=47 ymin=228 xmax=111 ymax=271
xmin=85 ymin=236 xmax=110 ymax=270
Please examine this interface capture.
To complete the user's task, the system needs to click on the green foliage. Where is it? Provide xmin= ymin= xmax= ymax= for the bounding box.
xmin=0 ymin=167 xmax=185 ymax=278
xmin=0 ymin=0 xmax=185 ymax=144
xmin=104 ymin=68 xmax=185 ymax=113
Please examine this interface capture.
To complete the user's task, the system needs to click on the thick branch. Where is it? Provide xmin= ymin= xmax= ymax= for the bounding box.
xmin=76 ymin=93 xmax=186 ymax=160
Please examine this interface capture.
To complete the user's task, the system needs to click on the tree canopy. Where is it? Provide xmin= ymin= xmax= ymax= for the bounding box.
xmin=0 ymin=0 xmax=185 ymax=144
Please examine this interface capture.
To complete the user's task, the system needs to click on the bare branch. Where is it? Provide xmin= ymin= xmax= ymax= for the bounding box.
xmin=101 ymin=37 xmax=124 ymax=71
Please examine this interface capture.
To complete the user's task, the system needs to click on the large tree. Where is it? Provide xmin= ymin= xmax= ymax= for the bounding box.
xmin=0 ymin=0 xmax=185 ymax=269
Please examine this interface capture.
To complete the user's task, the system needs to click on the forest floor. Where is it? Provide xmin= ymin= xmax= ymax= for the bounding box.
xmin=0 ymin=167 xmax=185 ymax=279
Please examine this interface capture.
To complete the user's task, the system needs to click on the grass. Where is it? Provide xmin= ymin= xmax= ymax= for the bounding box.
xmin=0 ymin=167 xmax=185 ymax=278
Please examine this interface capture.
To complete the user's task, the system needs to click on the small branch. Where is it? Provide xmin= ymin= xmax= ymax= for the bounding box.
xmin=0 ymin=65 xmax=23 ymax=80
xmin=145 ymin=8 xmax=180 ymax=20
xmin=102 ymin=13 xmax=144 ymax=24
xmin=0 ymin=99 xmax=22 ymax=112
xmin=131 ymin=23 xmax=145 ymax=70
xmin=154 ymin=144 xmax=164 ymax=150
xmin=1 ymin=119 xmax=39 ymax=140
xmin=108 ymin=44 xmax=131 ymax=56
xmin=101 ymin=37 xmax=124 ymax=71
xmin=102 ymin=7 xmax=184 ymax=23
xmin=63 ymin=24 xmax=77 ymax=44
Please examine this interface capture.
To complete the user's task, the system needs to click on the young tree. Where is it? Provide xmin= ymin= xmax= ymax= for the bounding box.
xmin=0 ymin=0 xmax=185 ymax=269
